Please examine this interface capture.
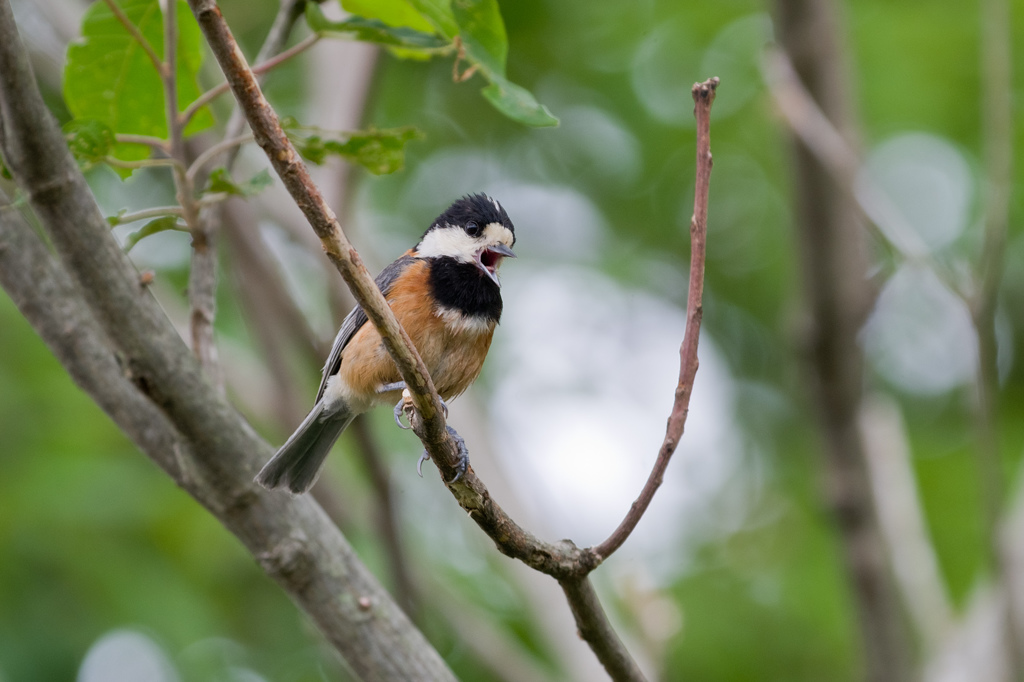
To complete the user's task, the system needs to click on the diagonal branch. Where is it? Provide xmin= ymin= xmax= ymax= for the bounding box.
xmin=0 ymin=3 xmax=456 ymax=678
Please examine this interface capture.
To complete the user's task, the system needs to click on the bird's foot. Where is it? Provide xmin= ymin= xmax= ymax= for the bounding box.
xmin=389 ymin=384 xmax=448 ymax=430
xmin=393 ymin=398 xmax=412 ymax=430
xmin=418 ymin=425 xmax=469 ymax=483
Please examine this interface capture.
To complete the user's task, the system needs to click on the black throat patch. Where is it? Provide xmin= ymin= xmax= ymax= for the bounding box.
xmin=427 ymin=257 xmax=503 ymax=321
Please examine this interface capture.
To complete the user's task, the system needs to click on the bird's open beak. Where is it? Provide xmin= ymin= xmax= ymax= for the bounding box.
xmin=476 ymin=243 xmax=516 ymax=286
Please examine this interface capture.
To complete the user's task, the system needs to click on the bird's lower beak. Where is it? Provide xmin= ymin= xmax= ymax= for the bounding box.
xmin=476 ymin=243 xmax=516 ymax=286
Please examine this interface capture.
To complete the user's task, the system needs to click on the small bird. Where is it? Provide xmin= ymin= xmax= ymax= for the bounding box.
xmin=257 ymin=193 xmax=516 ymax=493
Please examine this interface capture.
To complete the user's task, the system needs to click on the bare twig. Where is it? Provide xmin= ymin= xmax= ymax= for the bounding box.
xmin=102 ymin=155 xmax=181 ymax=171
xmin=760 ymin=47 xmax=962 ymax=294
xmin=111 ymin=205 xmax=185 ymax=224
xmin=0 ymin=2 xmax=457 ymax=675
xmin=154 ymin=0 xmax=222 ymax=386
xmin=593 ymin=78 xmax=716 ymax=560
xmin=773 ymin=1 xmax=912 ymax=680
xmin=179 ymin=32 xmax=320 ymax=127
xmin=115 ymin=133 xmax=171 ymax=152
xmin=185 ymin=132 xmax=253 ymax=183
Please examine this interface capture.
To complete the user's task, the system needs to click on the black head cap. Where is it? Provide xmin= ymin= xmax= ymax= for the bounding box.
xmin=426 ymin=193 xmax=515 ymax=244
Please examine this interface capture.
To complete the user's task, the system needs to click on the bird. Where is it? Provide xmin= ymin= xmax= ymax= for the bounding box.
xmin=256 ymin=193 xmax=516 ymax=494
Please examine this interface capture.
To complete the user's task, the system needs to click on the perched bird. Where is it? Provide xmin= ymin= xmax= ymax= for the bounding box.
xmin=257 ymin=193 xmax=516 ymax=493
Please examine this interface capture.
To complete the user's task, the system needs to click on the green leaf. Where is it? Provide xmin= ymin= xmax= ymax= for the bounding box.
xmin=122 ymin=215 xmax=182 ymax=252
xmin=339 ymin=0 xmax=435 ymax=33
xmin=307 ymin=3 xmax=447 ymax=50
xmin=405 ymin=0 xmax=458 ymax=38
xmin=482 ymin=78 xmax=559 ymax=127
xmin=290 ymin=126 xmax=423 ymax=175
xmin=63 ymin=119 xmax=117 ymax=163
xmin=451 ymin=0 xmax=506 ymax=78
xmin=64 ymin=0 xmax=214 ymax=167
xmin=204 ymin=167 xmax=273 ymax=197
xmin=449 ymin=0 xmax=558 ymax=127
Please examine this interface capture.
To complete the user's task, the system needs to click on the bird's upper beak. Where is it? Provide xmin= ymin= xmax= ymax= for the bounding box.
xmin=476 ymin=243 xmax=516 ymax=286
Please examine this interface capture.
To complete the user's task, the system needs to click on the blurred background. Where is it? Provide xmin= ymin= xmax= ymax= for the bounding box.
xmin=1 ymin=0 xmax=1023 ymax=680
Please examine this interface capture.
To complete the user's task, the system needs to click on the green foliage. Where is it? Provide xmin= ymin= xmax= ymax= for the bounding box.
xmin=63 ymin=0 xmax=213 ymax=165
xmin=285 ymin=121 xmax=423 ymax=175
xmin=63 ymin=119 xmax=117 ymax=164
xmin=341 ymin=0 xmax=436 ymax=32
xmin=203 ymin=168 xmax=274 ymax=197
xmin=121 ymin=215 xmax=184 ymax=252
xmin=306 ymin=3 xmax=447 ymax=50
xmin=328 ymin=0 xmax=557 ymax=127
xmin=451 ymin=0 xmax=557 ymax=127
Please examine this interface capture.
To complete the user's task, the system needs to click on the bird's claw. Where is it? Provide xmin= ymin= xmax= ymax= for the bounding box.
xmin=393 ymin=398 xmax=412 ymax=430
xmin=445 ymin=425 xmax=469 ymax=484
xmin=414 ymin=425 xmax=470 ymax=483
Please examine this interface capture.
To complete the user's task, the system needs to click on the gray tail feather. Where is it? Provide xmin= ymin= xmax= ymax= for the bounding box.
xmin=256 ymin=402 xmax=356 ymax=494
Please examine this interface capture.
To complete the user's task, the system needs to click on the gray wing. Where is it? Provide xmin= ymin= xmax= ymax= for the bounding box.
xmin=313 ymin=255 xmax=417 ymax=404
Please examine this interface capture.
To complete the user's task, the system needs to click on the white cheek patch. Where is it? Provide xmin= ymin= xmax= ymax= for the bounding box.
xmin=416 ymin=222 xmax=515 ymax=260
xmin=482 ymin=222 xmax=514 ymax=248
xmin=416 ymin=225 xmax=479 ymax=261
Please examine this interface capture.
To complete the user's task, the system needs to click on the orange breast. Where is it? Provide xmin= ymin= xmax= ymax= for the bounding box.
xmin=337 ymin=260 xmax=496 ymax=405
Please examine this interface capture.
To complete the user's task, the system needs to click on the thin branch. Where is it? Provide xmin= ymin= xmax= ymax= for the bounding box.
xmin=115 ymin=133 xmax=171 ymax=152
xmin=102 ymin=0 xmax=166 ymax=77
xmin=973 ymin=0 xmax=1019 ymax=673
xmin=0 ymin=1 xmax=456 ymax=675
xmin=102 ymin=155 xmax=181 ymax=171
xmin=185 ymin=132 xmax=253 ymax=183
xmin=859 ymin=395 xmax=954 ymax=654
xmin=560 ymin=577 xmax=645 ymax=682
xmin=760 ymin=47 xmax=963 ymax=295
xmin=155 ymin=0 xmax=222 ymax=386
xmin=179 ymin=32 xmax=320 ymax=127
xmin=111 ymin=205 xmax=185 ymax=224
xmin=593 ymin=78 xmax=716 ymax=561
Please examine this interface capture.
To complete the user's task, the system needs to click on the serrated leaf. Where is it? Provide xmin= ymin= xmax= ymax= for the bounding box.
xmin=64 ymin=0 xmax=214 ymax=168
xmin=291 ymin=127 xmax=422 ymax=175
xmin=63 ymin=119 xmax=117 ymax=163
xmin=123 ymin=215 xmax=181 ymax=252
xmin=204 ymin=167 xmax=273 ymax=197
xmin=482 ymin=78 xmax=558 ymax=127
xmin=307 ymin=4 xmax=447 ymax=50
xmin=339 ymin=0 xmax=434 ymax=33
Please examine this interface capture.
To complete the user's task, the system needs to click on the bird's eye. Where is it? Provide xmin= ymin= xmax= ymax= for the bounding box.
xmin=466 ymin=221 xmax=481 ymax=237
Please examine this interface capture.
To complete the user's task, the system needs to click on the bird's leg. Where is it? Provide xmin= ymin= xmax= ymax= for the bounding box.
xmin=380 ymin=382 xmax=449 ymax=429
xmin=418 ymin=425 xmax=470 ymax=483
xmin=378 ymin=381 xmax=412 ymax=429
